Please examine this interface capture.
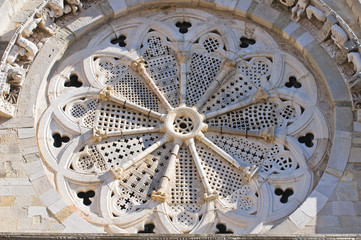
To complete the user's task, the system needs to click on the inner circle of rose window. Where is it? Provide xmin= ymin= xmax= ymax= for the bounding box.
xmin=174 ymin=116 xmax=194 ymax=134
xmin=37 ymin=8 xmax=331 ymax=234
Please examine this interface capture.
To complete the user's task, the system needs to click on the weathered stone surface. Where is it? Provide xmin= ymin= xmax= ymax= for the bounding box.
xmin=0 ymin=0 xmax=361 ymax=235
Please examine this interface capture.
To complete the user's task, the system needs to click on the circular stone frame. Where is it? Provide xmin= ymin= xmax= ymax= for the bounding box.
xmin=4 ymin=0 xmax=352 ymax=234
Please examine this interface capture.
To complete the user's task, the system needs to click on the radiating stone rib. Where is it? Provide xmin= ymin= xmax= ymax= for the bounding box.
xmin=203 ymin=88 xmax=268 ymax=120
xmin=131 ymin=57 xmax=173 ymax=111
xmin=110 ymin=135 xmax=170 ymax=180
xmin=207 ymin=126 xmax=275 ymax=142
xmin=151 ymin=140 xmax=182 ymax=201
xmin=186 ymin=138 xmax=217 ymax=200
xmin=92 ymin=126 xmax=162 ymax=142
xmin=195 ymin=59 xmax=236 ymax=110
xmin=197 ymin=134 xmax=258 ymax=181
xmin=99 ymin=86 xmax=164 ymax=121
xmin=177 ymin=50 xmax=189 ymax=105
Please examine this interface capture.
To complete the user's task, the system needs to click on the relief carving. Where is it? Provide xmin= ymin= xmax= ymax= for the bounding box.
xmin=347 ymin=52 xmax=361 ymax=91
xmin=47 ymin=0 xmax=82 ymax=18
xmin=291 ymin=0 xmax=309 ymax=22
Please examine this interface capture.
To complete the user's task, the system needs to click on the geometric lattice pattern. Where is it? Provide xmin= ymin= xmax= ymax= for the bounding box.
xmin=38 ymin=9 xmax=329 ymax=234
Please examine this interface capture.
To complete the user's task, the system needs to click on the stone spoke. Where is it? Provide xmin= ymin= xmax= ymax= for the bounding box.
xmin=203 ymin=88 xmax=269 ymax=120
xmin=177 ymin=50 xmax=189 ymax=105
xmin=195 ymin=59 xmax=236 ymax=110
xmin=197 ymin=134 xmax=258 ymax=182
xmin=186 ymin=138 xmax=217 ymax=200
xmin=207 ymin=126 xmax=275 ymax=142
xmin=131 ymin=57 xmax=173 ymax=111
xmin=151 ymin=140 xmax=182 ymax=201
xmin=92 ymin=126 xmax=163 ymax=142
xmin=99 ymin=86 xmax=164 ymax=121
xmin=110 ymin=135 xmax=170 ymax=180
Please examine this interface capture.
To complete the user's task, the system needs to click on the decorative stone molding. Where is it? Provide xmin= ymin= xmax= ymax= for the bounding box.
xmin=35 ymin=6 xmax=334 ymax=234
xmin=0 ymin=0 xmax=354 ymax=235
xmin=0 ymin=0 xmax=361 ymax=115
xmin=276 ymin=0 xmax=361 ymax=109
xmin=0 ymin=0 xmax=82 ymax=117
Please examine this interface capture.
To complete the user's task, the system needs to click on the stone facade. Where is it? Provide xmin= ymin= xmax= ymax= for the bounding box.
xmin=0 ymin=0 xmax=361 ymax=235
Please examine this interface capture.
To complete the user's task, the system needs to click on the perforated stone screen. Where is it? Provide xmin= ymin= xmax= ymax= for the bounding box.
xmin=36 ymin=8 xmax=331 ymax=234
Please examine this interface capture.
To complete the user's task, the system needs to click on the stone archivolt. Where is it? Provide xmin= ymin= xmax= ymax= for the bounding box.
xmin=36 ymin=9 xmax=330 ymax=233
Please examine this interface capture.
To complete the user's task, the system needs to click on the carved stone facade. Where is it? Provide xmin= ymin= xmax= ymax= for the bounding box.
xmin=0 ymin=0 xmax=360 ymax=235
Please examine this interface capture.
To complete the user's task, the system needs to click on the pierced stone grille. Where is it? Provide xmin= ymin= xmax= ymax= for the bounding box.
xmin=37 ymin=9 xmax=330 ymax=234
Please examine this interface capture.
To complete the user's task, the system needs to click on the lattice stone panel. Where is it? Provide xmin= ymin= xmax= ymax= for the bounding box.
xmin=37 ymin=8 xmax=331 ymax=234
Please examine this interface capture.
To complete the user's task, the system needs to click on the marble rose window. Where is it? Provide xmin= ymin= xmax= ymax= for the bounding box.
xmin=36 ymin=8 xmax=330 ymax=234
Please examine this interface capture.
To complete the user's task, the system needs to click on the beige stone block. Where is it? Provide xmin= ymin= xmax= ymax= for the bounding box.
xmin=318 ymin=202 xmax=332 ymax=215
xmin=272 ymin=12 xmax=292 ymax=35
xmin=354 ymin=202 xmax=361 ymax=216
xmin=24 ymin=160 xmax=43 ymax=176
xmin=30 ymin=176 xmax=53 ymax=195
xmin=0 ymin=218 xmax=18 ymax=231
xmin=298 ymin=190 xmax=329 ymax=217
xmin=49 ymin=220 xmax=65 ymax=232
xmin=54 ymin=206 xmax=73 ymax=223
xmin=251 ymin=3 xmax=281 ymax=29
xmin=0 ymin=207 xmax=18 ymax=217
xmin=40 ymin=189 xmax=61 ymax=207
xmin=326 ymin=130 xmax=352 ymax=178
xmin=17 ymin=127 xmax=35 ymax=139
xmin=15 ymin=195 xmax=31 ymax=208
xmin=19 ymin=138 xmax=37 ymax=149
xmin=199 ymin=0 xmax=216 ymax=8
xmin=29 ymin=170 xmax=46 ymax=182
xmin=23 ymin=153 xmax=41 ymax=164
xmin=315 ymin=173 xmax=338 ymax=198
xmin=349 ymin=147 xmax=361 ymax=163
xmin=30 ymin=196 xmax=43 ymax=206
xmin=336 ymin=106 xmax=353 ymax=132
xmin=289 ymin=209 xmax=312 ymax=229
xmin=316 ymin=226 xmax=361 ymax=234
xmin=107 ymin=0 xmax=127 ymax=17
xmin=66 ymin=6 xmax=107 ymax=40
xmin=48 ymin=199 xmax=68 ymax=215
xmin=305 ymin=41 xmax=350 ymax=102
xmin=0 ymin=178 xmax=31 ymax=186
xmin=296 ymin=32 xmax=315 ymax=49
xmin=317 ymin=215 xmax=340 ymax=227
xmin=28 ymin=206 xmax=48 ymax=218
xmin=0 ymin=196 xmax=15 ymax=206
xmin=17 ymin=218 xmax=34 ymax=231
xmin=340 ymin=169 xmax=354 ymax=181
xmin=55 ymin=28 xmax=75 ymax=44
xmin=0 ymin=186 xmax=35 ymax=196
xmin=215 ymin=0 xmax=238 ymax=11
xmin=340 ymin=216 xmax=361 ymax=227
xmin=31 ymin=215 xmax=50 ymax=230
xmin=233 ymin=0 xmax=252 ymax=16
xmin=20 ymin=146 xmax=40 ymax=156
xmin=332 ymin=201 xmax=356 ymax=216
xmin=335 ymin=182 xmax=358 ymax=201
xmin=354 ymin=121 xmax=361 ymax=132
xmin=62 ymin=213 xmax=103 ymax=233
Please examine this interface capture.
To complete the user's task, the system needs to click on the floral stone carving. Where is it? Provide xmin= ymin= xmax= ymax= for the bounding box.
xmin=37 ymin=9 xmax=330 ymax=234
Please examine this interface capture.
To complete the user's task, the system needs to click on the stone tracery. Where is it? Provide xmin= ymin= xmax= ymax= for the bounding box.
xmin=36 ymin=9 xmax=330 ymax=234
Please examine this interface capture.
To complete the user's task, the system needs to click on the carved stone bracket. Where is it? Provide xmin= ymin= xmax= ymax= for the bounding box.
xmin=0 ymin=0 xmax=82 ymax=117
xmin=278 ymin=0 xmax=361 ymax=110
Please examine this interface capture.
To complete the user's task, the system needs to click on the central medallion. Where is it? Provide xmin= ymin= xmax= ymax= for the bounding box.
xmin=164 ymin=106 xmax=206 ymax=140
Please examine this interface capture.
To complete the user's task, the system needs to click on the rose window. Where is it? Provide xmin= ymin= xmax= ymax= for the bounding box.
xmin=37 ymin=9 xmax=330 ymax=234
